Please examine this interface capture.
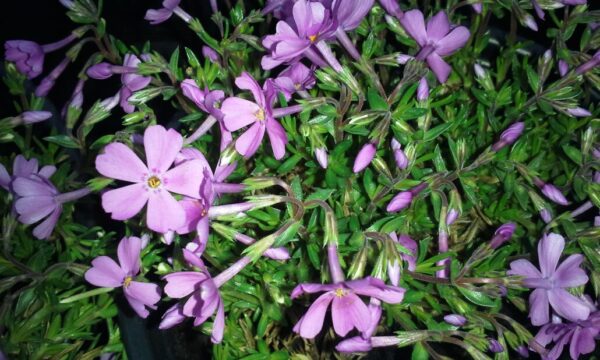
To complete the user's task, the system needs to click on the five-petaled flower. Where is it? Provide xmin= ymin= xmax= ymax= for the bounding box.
xmin=85 ymin=236 xmax=161 ymax=318
xmin=508 ymin=233 xmax=590 ymax=326
xmin=96 ymin=125 xmax=205 ymax=233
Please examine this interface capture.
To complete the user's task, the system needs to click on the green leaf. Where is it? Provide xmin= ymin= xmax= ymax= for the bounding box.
xmin=43 ymin=135 xmax=80 ymax=149
xmin=367 ymin=88 xmax=388 ymax=111
xmin=457 ymin=286 xmax=498 ymax=307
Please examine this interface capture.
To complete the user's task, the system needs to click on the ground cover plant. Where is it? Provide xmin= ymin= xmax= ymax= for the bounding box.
xmin=1 ymin=0 xmax=600 ymax=359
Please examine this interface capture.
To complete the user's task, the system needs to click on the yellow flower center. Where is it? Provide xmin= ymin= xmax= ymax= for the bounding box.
xmin=123 ymin=276 xmax=132 ymax=288
xmin=255 ymin=108 xmax=265 ymax=121
xmin=147 ymin=176 xmax=161 ymax=188
xmin=309 ymin=34 xmax=318 ymax=43
xmin=334 ymin=288 xmax=346 ymax=297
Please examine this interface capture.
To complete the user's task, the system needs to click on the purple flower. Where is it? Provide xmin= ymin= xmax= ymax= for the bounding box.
xmin=261 ymin=0 xmax=337 ymax=70
xmin=202 ymin=46 xmax=220 ymax=64
xmin=4 ymin=34 xmax=77 ymax=79
xmin=446 ymin=208 xmax=459 ymax=225
xmin=336 ymin=335 xmax=402 ymax=352
xmin=399 ymin=10 xmax=470 ymax=83
xmin=273 ymin=62 xmax=316 ymax=100
xmin=417 ymin=77 xmax=429 ymax=101
xmin=119 ymin=54 xmax=152 ymax=113
xmin=332 ymin=0 xmax=374 ymax=32
xmin=36 ymin=58 xmax=71 ymax=98
xmin=490 ymin=222 xmax=516 ymax=249
xmin=534 ymin=179 xmax=570 ymax=206
xmin=566 ymin=107 xmax=592 ymax=117
xmin=291 ymin=277 xmax=405 ymax=338
xmin=378 ymin=0 xmax=403 ymax=18
xmin=444 ymin=314 xmax=467 ymax=326
xmin=221 ymin=72 xmax=288 ymax=159
xmin=19 ymin=111 xmax=52 ymax=125
xmin=534 ymin=310 xmax=600 ymax=360
xmin=391 ymin=139 xmax=408 ymax=170
xmin=575 ymin=50 xmax=600 ymax=75
xmin=387 ymin=183 xmax=427 ymax=213
xmin=508 ymin=233 xmax=590 ymax=325
xmin=315 ymin=147 xmax=328 ymax=169
xmin=558 ymin=60 xmax=569 ymax=76
xmin=472 ymin=3 xmax=483 ymax=13
xmin=85 ymin=236 xmax=161 ymax=318
xmin=488 ymin=339 xmax=504 ymax=353
xmin=163 ymin=249 xmax=225 ymax=343
xmin=492 ymin=122 xmax=525 ymax=151
xmin=145 ymin=0 xmax=191 ymax=24
xmin=353 ymin=142 xmax=377 ymax=173
xmin=0 ymin=155 xmax=56 ymax=193
xmin=87 ymin=63 xmax=114 ymax=79
xmin=95 ymin=125 xmax=205 ymax=233
xmin=12 ymin=175 xmax=62 ymax=240
xmin=389 ymin=232 xmax=417 ymax=273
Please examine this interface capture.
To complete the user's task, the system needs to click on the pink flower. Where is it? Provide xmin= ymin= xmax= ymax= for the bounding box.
xmin=96 ymin=125 xmax=205 ymax=233
xmin=221 ymin=72 xmax=288 ymax=159
xmin=508 ymin=233 xmax=590 ymax=325
xmin=399 ymin=10 xmax=470 ymax=83
xmin=353 ymin=142 xmax=377 ymax=173
xmin=119 ymin=54 xmax=152 ymax=113
xmin=85 ymin=236 xmax=161 ymax=318
xmin=291 ymin=277 xmax=405 ymax=339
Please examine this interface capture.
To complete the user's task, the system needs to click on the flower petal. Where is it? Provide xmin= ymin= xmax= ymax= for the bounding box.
xmin=547 ymin=288 xmax=591 ymax=323
xmin=538 ymin=233 xmax=565 ymax=277
xmin=211 ymin=299 xmax=225 ymax=343
xmin=15 ymin=195 xmax=57 ymax=224
xmin=32 ymin=207 xmax=61 ymax=240
xmin=331 ymin=292 xmax=370 ymax=336
xmin=435 ymin=26 xmax=470 ymax=56
xmin=125 ymin=281 xmax=161 ymax=308
xmin=235 ymin=72 xmax=266 ymax=106
xmin=163 ymin=272 xmax=206 ymax=298
xmin=235 ymin=122 xmax=266 ymax=158
xmin=163 ymin=159 xmax=204 ymax=198
xmin=117 ymin=236 xmax=142 ymax=276
xmin=346 ymin=277 xmax=405 ymax=304
xmin=529 ymin=288 xmax=550 ymax=326
xmin=266 ymin=118 xmax=288 ymax=160
xmin=400 ymin=9 xmax=428 ymax=46
xmin=146 ymin=190 xmax=185 ymax=233
xmin=13 ymin=155 xmax=38 ymax=177
xmin=291 ymin=283 xmax=338 ymax=298
xmin=570 ymin=327 xmax=599 ymax=359
xmin=507 ymin=259 xmax=542 ymax=279
xmin=553 ymin=254 xmax=588 ymax=288
xmin=293 ymin=292 xmax=334 ymax=339
xmin=426 ymin=11 xmax=450 ymax=42
xmin=85 ymin=256 xmax=125 ymax=287
xmin=95 ymin=142 xmax=147 ymax=183
xmin=125 ymin=293 xmax=150 ymax=318
xmin=426 ymin=53 xmax=452 ymax=83
xmin=221 ymin=97 xmax=261 ymax=132
xmin=143 ymin=125 xmax=183 ymax=174
xmin=101 ymin=183 xmax=149 ymax=221
xmin=12 ymin=176 xmax=56 ymax=197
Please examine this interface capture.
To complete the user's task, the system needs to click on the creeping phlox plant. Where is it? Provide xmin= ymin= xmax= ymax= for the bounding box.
xmin=1 ymin=0 xmax=600 ymax=359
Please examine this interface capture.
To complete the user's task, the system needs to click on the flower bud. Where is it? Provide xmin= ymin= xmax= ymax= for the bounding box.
xmin=472 ymin=3 xmax=482 ymax=13
xmin=443 ymin=314 xmax=467 ymax=326
xmin=492 ymin=122 xmax=525 ymax=151
xmin=488 ymin=339 xmax=504 ymax=353
xmin=87 ymin=63 xmax=114 ymax=79
xmin=417 ymin=77 xmax=429 ymax=101
xmin=159 ymin=304 xmax=186 ymax=330
xmin=566 ymin=107 xmax=592 ymax=117
xmin=523 ymin=14 xmax=538 ymax=31
xmin=202 ymin=46 xmax=220 ymax=64
xmin=397 ymin=54 xmax=414 ymax=64
xmin=474 ymin=63 xmax=486 ymax=79
xmin=446 ymin=208 xmax=459 ymax=225
xmin=386 ymin=183 xmax=426 ymax=213
xmin=315 ymin=147 xmax=328 ymax=169
xmin=558 ymin=60 xmax=569 ymax=76
xmin=391 ymin=138 xmax=408 ymax=169
xmin=575 ymin=50 xmax=600 ymax=75
xmin=378 ymin=0 xmax=403 ymax=18
xmin=490 ymin=222 xmax=516 ymax=249
xmin=540 ymin=208 xmax=552 ymax=223
xmin=353 ymin=142 xmax=377 ymax=173
xmin=516 ymin=345 xmax=529 ymax=358
xmin=21 ymin=110 xmax=52 ymax=124
xmin=534 ymin=178 xmax=570 ymax=205
xmin=99 ymin=94 xmax=120 ymax=111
